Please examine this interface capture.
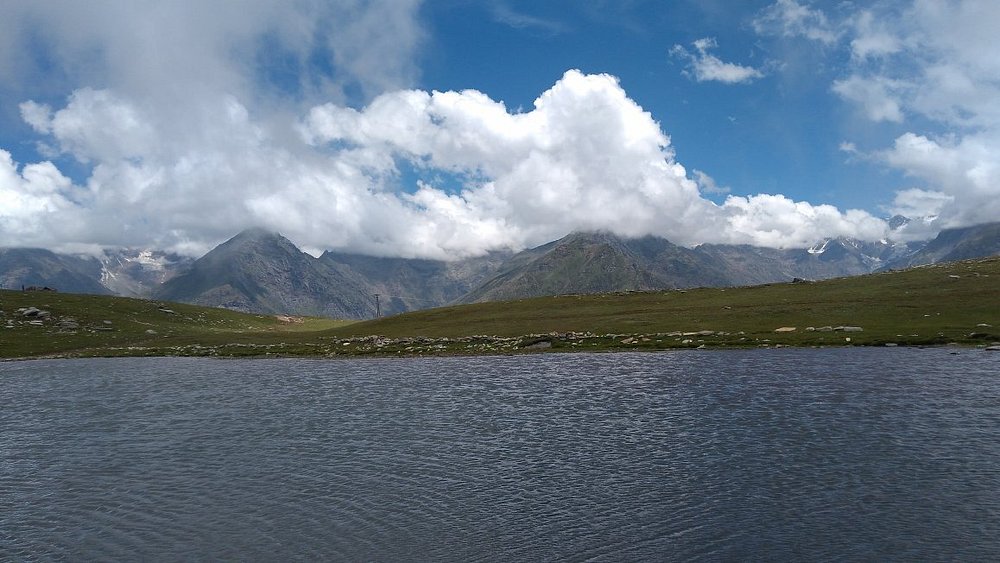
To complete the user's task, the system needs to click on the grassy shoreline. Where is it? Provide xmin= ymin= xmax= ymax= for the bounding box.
xmin=2 ymin=257 xmax=998 ymax=360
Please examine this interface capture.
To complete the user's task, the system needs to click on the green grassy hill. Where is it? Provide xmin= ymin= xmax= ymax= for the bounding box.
xmin=2 ymin=257 xmax=997 ymax=359
xmin=0 ymin=291 xmax=350 ymax=359
xmin=329 ymin=257 xmax=1000 ymax=349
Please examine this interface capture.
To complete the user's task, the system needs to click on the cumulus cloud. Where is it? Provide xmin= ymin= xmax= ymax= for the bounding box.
xmin=719 ymin=194 xmax=887 ymax=248
xmin=299 ymin=70 xmax=886 ymax=252
xmin=671 ymin=38 xmax=764 ymax=84
xmin=0 ymin=150 xmax=77 ymax=245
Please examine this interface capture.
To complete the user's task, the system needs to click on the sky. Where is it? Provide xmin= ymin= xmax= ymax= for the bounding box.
xmin=1 ymin=0 xmax=998 ymax=258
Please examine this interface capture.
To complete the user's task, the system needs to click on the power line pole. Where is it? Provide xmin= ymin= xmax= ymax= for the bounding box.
xmin=374 ymin=293 xmax=381 ymax=318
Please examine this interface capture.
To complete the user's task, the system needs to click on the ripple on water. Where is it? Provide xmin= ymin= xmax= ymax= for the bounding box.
xmin=1 ymin=348 xmax=999 ymax=561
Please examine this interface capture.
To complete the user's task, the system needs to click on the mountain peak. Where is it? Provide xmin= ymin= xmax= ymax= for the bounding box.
xmin=216 ymin=228 xmax=300 ymax=255
xmin=231 ymin=227 xmax=282 ymax=242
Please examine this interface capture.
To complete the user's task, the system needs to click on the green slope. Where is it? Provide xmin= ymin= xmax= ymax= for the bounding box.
xmin=0 ymin=291 xmax=351 ymax=359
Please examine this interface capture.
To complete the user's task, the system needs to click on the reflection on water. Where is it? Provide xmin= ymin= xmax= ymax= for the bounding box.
xmin=2 ymin=348 xmax=999 ymax=560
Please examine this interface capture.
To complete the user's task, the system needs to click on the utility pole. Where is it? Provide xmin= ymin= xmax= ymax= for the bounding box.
xmin=374 ymin=293 xmax=381 ymax=318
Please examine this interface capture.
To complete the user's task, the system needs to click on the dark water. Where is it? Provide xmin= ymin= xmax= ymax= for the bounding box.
xmin=2 ymin=349 xmax=999 ymax=561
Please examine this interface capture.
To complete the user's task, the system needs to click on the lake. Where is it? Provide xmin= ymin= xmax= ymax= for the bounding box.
xmin=2 ymin=348 xmax=999 ymax=560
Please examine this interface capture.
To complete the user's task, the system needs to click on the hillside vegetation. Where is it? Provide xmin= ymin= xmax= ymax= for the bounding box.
xmin=0 ymin=292 xmax=350 ymax=359
xmin=2 ymin=257 xmax=998 ymax=359
xmin=328 ymin=257 xmax=999 ymax=350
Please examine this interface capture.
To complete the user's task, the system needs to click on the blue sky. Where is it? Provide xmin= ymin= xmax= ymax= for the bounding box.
xmin=1 ymin=1 xmax=997 ymax=257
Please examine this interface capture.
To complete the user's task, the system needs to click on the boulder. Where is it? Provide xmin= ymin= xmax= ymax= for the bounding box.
xmin=774 ymin=327 xmax=797 ymax=333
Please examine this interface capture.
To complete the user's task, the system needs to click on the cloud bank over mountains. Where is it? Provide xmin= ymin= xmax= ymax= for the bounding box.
xmin=3 ymin=69 xmax=887 ymax=258
xmin=0 ymin=1 xmax=996 ymax=258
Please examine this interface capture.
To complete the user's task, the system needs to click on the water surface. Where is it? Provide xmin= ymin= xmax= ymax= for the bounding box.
xmin=2 ymin=348 xmax=998 ymax=560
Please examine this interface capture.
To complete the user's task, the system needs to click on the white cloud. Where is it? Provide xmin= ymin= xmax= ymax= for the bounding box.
xmin=301 ymin=69 xmax=879 ymax=251
xmin=0 ymin=150 xmax=77 ymax=245
xmin=889 ymin=188 xmax=953 ymax=220
xmin=752 ymin=0 xmax=840 ymax=44
xmin=831 ymin=75 xmax=906 ymax=123
xmin=849 ymin=9 xmax=902 ymax=60
xmin=490 ymin=4 xmax=568 ymax=35
xmin=881 ymin=132 xmax=1000 ymax=227
xmin=0 ymin=0 xmax=423 ymax=108
xmin=21 ymin=89 xmax=157 ymax=163
xmin=671 ymin=38 xmax=764 ymax=84
xmin=718 ymin=194 xmax=887 ymax=248
xmin=758 ymin=0 xmax=1000 ymax=234
xmin=692 ymin=170 xmax=730 ymax=195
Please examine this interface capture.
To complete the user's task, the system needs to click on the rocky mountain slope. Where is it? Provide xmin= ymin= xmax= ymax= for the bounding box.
xmin=100 ymin=249 xmax=192 ymax=297
xmin=884 ymin=223 xmax=1000 ymax=269
xmin=457 ymin=233 xmax=730 ymax=303
xmin=317 ymin=251 xmax=509 ymax=316
xmin=155 ymin=228 xmax=376 ymax=318
xmin=0 ymin=248 xmax=109 ymax=294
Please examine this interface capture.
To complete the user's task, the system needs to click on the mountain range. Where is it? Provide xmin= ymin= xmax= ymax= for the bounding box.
xmin=2 ymin=221 xmax=998 ymax=319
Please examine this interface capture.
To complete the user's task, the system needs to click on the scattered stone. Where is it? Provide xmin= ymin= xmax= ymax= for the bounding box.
xmin=695 ymin=330 xmax=715 ymax=336
xmin=774 ymin=327 xmax=797 ymax=333
xmin=21 ymin=307 xmax=46 ymax=318
xmin=681 ymin=339 xmax=693 ymax=344
xmin=816 ymin=326 xmax=834 ymax=332
xmin=28 ymin=320 xmax=44 ymax=326
xmin=805 ymin=327 xmax=816 ymax=332
xmin=145 ymin=329 xmax=158 ymax=335
xmin=522 ymin=341 xmax=551 ymax=350
xmin=977 ymin=323 xmax=993 ymax=328
xmin=986 ymin=346 xmax=1000 ymax=351
xmin=884 ymin=343 xmax=898 ymax=347
xmin=835 ymin=326 xmax=864 ymax=332
xmin=102 ymin=320 xmax=113 ymax=325
xmin=158 ymin=307 xmax=177 ymax=315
